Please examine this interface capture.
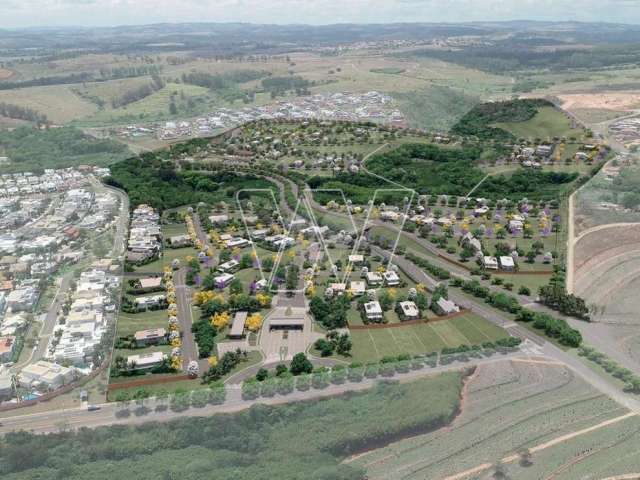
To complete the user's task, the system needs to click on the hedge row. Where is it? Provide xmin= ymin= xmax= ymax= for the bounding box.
xmin=242 ymin=340 xmax=523 ymax=400
xmin=405 ymin=252 xmax=451 ymax=280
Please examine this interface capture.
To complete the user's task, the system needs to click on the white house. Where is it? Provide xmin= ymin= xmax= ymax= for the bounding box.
xmin=509 ymin=219 xmax=524 ymax=232
xmin=435 ymin=298 xmax=460 ymax=316
xmin=366 ymin=271 xmax=383 ymax=286
xmin=380 ymin=211 xmax=400 ymax=221
xmin=225 ymin=237 xmax=250 ymax=249
xmin=209 ymin=214 xmax=229 ymax=225
xmin=218 ymin=259 xmax=240 ymax=273
xmin=348 ymin=254 xmax=364 ymax=265
xmin=397 ymin=301 xmax=419 ymax=320
xmin=383 ymin=270 xmax=401 ymax=286
xmin=215 ymin=273 xmax=235 ymax=289
xmin=483 ymin=256 xmax=499 ymax=270
xmin=349 ymin=281 xmax=366 ymax=296
xmin=364 ymin=301 xmax=383 ymax=321
xmin=329 ymin=283 xmax=347 ymax=295
xmin=499 ymin=256 xmax=515 ymax=271
xmin=20 ymin=360 xmax=76 ymax=389
xmin=127 ymin=351 xmax=166 ymax=371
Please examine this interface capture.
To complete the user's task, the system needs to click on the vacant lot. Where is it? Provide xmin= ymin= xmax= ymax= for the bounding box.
xmin=558 ymin=92 xmax=640 ymax=113
xmin=349 ymin=360 xmax=630 ymax=479
xmin=0 ymin=84 xmax=98 ymax=124
xmin=349 ymin=313 xmax=508 ymax=363
xmin=494 ymin=106 xmax=584 ymax=141
xmin=115 ymin=309 xmax=167 ymax=338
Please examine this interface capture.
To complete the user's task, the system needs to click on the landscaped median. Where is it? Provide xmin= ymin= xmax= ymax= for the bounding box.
xmin=110 ymin=339 xmax=523 ymax=411
xmin=242 ymin=340 xmax=522 ymax=400
xmin=578 ymin=345 xmax=640 ymax=394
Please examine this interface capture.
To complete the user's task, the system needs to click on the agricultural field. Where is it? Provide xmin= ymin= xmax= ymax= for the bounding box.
xmin=349 ymin=313 xmax=509 ymax=363
xmin=349 ymin=360 xmax=631 ymax=479
xmin=78 ymin=82 xmax=219 ymax=127
xmin=0 ymin=84 xmax=99 ymax=124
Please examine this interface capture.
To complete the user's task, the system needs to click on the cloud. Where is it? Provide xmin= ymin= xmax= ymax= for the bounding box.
xmin=2 ymin=0 xmax=640 ymax=28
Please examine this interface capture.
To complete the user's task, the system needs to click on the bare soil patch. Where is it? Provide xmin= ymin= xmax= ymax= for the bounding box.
xmin=558 ymin=92 xmax=640 ymax=112
xmin=0 ymin=67 xmax=14 ymax=80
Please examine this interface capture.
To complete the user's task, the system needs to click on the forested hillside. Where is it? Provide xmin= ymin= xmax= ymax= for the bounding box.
xmin=451 ymin=99 xmax=553 ymax=141
xmin=0 ymin=126 xmax=130 ymax=173
xmin=106 ymin=153 xmax=276 ymax=211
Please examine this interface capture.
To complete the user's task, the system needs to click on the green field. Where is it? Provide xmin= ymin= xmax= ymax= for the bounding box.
xmin=494 ymin=106 xmax=584 ymax=141
xmin=492 ymin=272 xmax=552 ymax=294
xmin=115 ymin=309 xmax=167 ymax=337
xmin=349 ymin=313 xmax=509 ymax=362
xmin=83 ymin=82 xmax=217 ymax=126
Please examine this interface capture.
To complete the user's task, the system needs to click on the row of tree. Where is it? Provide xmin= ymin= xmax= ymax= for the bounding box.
xmin=0 ymin=102 xmax=48 ymax=125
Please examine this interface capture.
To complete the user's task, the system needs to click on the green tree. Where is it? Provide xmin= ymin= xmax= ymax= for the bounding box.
xmin=290 ymin=353 xmax=313 ymax=376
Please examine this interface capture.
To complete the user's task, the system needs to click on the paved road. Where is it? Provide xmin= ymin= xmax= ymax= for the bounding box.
xmin=11 ymin=274 xmax=73 ymax=372
xmin=388 ymin=245 xmax=640 ymax=411
xmin=0 ymin=352 xmax=525 ymax=435
xmin=173 ymin=268 xmax=200 ymax=371
xmin=193 ymin=212 xmax=213 ymax=252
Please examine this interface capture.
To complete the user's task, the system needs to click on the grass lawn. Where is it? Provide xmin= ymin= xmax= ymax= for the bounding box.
xmin=349 ymin=312 xmax=509 ymax=363
xmin=492 ymin=273 xmax=551 ymax=294
xmin=162 ymin=223 xmax=188 ymax=237
xmin=116 ymin=309 xmax=168 ymax=337
xmin=493 ymin=106 xmax=585 ymax=141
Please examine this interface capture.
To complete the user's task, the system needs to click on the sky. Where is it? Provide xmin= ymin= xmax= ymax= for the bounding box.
xmin=2 ymin=0 xmax=640 ymax=28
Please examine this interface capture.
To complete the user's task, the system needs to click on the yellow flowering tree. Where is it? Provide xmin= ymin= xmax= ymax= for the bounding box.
xmin=245 ymin=313 xmax=263 ymax=332
xmin=211 ymin=311 xmax=231 ymax=329
xmin=171 ymin=357 xmax=182 ymax=370
xmin=255 ymin=293 xmax=272 ymax=308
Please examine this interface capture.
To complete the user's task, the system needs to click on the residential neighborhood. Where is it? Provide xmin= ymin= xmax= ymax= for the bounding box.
xmin=106 ymin=91 xmax=406 ymax=143
xmin=0 ymin=167 xmax=126 ymax=403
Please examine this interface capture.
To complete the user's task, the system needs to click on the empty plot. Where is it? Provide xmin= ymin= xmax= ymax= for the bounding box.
xmin=116 ymin=309 xmax=167 ymax=337
xmin=349 ymin=313 xmax=508 ymax=362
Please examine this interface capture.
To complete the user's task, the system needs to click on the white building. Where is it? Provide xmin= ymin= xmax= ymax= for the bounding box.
xmin=398 ymin=301 xmax=419 ymax=320
xmin=364 ymin=301 xmax=383 ymax=321
xmin=483 ymin=256 xmax=499 ymax=270
xmin=366 ymin=271 xmax=383 ymax=286
xmin=127 ymin=351 xmax=166 ymax=371
xmin=383 ymin=270 xmax=401 ymax=286
xmin=499 ymin=256 xmax=515 ymax=271
xmin=20 ymin=360 xmax=76 ymax=389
